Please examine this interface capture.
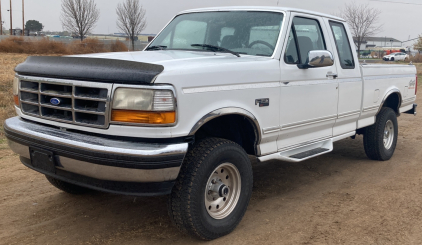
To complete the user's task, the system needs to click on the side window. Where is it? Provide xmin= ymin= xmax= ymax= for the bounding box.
xmin=172 ymin=20 xmax=207 ymax=49
xmin=284 ymin=29 xmax=299 ymax=64
xmin=329 ymin=21 xmax=355 ymax=69
xmin=284 ymin=17 xmax=326 ymax=65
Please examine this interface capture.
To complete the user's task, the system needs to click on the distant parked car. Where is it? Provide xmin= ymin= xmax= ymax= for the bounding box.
xmin=383 ymin=52 xmax=409 ymax=61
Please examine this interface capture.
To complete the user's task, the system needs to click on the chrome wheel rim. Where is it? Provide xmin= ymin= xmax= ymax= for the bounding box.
xmin=204 ymin=163 xmax=241 ymax=220
xmin=384 ymin=120 xmax=394 ymax=150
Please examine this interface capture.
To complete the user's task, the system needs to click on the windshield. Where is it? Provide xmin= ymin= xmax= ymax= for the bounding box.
xmin=148 ymin=11 xmax=284 ymax=57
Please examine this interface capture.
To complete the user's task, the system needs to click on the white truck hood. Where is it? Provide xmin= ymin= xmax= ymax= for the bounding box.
xmin=72 ymin=50 xmax=271 ymax=72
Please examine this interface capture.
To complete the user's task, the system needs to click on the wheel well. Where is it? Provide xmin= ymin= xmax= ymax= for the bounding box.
xmin=194 ymin=115 xmax=259 ymax=155
xmin=381 ymin=92 xmax=401 ymax=115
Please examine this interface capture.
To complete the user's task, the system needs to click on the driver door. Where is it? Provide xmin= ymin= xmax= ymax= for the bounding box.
xmin=277 ymin=14 xmax=339 ymax=151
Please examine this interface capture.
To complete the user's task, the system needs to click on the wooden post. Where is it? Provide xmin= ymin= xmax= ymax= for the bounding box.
xmin=9 ymin=0 xmax=12 ymax=35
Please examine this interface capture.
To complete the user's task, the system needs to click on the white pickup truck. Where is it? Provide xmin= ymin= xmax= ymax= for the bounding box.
xmin=5 ymin=6 xmax=417 ymax=240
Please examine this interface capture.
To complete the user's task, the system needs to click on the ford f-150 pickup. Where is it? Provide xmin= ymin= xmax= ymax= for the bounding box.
xmin=5 ymin=6 xmax=417 ymax=240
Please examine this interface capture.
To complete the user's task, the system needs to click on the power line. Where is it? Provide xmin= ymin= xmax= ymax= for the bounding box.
xmin=369 ymin=0 xmax=422 ymax=5
xmin=403 ymin=37 xmax=420 ymax=43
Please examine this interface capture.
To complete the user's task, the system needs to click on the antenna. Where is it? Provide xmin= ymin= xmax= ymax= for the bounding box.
xmin=277 ymin=0 xmax=279 ymax=6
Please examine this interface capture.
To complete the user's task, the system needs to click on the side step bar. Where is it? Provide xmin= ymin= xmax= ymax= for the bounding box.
xmin=258 ymin=138 xmax=333 ymax=163
xmin=289 ymin=147 xmax=330 ymax=159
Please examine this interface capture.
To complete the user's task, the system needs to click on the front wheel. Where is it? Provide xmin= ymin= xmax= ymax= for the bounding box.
xmin=391 ymin=57 xmax=395 ymax=61
xmin=363 ymin=107 xmax=398 ymax=161
xmin=168 ymin=138 xmax=253 ymax=240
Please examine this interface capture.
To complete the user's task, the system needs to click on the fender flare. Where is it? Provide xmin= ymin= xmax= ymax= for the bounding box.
xmin=377 ymin=88 xmax=402 ymax=115
xmin=188 ymin=107 xmax=262 ymax=152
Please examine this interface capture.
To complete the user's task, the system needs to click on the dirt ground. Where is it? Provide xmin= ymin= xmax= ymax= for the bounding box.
xmin=0 ymin=98 xmax=420 ymax=245
xmin=1 ymin=53 xmax=422 ymax=244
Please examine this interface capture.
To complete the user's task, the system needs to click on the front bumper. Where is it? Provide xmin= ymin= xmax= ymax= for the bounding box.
xmin=4 ymin=117 xmax=188 ymax=196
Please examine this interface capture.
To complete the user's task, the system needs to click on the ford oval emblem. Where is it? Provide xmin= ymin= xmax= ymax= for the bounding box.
xmin=50 ymin=98 xmax=61 ymax=106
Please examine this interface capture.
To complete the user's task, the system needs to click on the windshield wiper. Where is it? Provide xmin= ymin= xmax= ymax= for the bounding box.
xmin=191 ymin=44 xmax=240 ymax=57
xmin=145 ymin=45 xmax=167 ymax=51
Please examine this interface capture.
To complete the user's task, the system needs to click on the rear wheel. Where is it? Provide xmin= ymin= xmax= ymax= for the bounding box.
xmin=363 ymin=107 xmax=398 ymax=161
xmin=168 ymin=138 xmax=253 ymax=240
xmin=45 ymin=175 xmax=90 ymax=194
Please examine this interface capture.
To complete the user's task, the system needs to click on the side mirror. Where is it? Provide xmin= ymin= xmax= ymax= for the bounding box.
xmin=298 ymin=50 xmax=334 ymax=69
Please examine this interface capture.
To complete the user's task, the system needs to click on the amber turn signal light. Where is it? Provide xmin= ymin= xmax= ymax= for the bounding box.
xmin=13 ymin=95 xmax=19 ymax=106
xmin=111 ymin=110 xmax=176 ymax=124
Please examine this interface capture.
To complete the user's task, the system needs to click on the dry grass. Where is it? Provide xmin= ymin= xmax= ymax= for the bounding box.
xmin=68 ymin=38 xmax=106 ymax=54
xmin=0 ymin=54 xmax=29 ymax=139
xmin=0 ymin=37 xmax=68 ymax=54
xmin=110 ymin=40 xmax=130 ymax=52
xmin=0 ymin=37 xmax=128 ymax=55
xmin=408 ymin=54 xmax=422 ymax=64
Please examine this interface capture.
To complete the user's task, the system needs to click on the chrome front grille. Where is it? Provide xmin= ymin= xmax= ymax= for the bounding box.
xmin=18 ymin=76 xmax=112 ymax=128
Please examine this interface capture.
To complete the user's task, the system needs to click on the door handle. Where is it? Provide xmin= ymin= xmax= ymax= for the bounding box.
xmin=326 ymin=72 xmax=338 ymax=79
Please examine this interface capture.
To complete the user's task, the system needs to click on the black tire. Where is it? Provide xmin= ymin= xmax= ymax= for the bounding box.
xmin=391 ymin=57 xmax=395 ymax=61
xmin=168 ymin=138 xmax=253 ymax=240
xmin=363 ymin=107 xmax=398 ymax=161
xmin=45 ymin=175 xmax=90 ymax=194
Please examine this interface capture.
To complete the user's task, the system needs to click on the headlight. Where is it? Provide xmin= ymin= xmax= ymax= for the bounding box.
xmin=13 ymin=77 xmax=19 ymax=106
xmin=111 ymin=88 xmax=176 ymax=125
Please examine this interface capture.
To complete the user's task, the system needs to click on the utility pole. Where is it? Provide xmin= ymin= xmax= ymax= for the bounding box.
xmin=22 ymin=0 xmax=24 ymax=36
xmin=9 ymin=0 xmax=12 ymax=36
xmin=0 ymin=0 xmax=3 ymax=35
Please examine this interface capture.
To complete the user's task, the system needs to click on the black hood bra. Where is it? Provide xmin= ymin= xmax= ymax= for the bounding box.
xmin=15 ymin=56 xmax=165 ymax=84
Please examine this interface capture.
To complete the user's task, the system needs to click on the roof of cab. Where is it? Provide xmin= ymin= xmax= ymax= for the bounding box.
xmin=178 ymin=6 xmax=345 ymax=22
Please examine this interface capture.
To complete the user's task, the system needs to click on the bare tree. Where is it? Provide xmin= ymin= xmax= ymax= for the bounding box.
xmin=116 ymin=0 xmax=147 ymax=51
xmin=60 ymin=0 xmax=100 ymax=41
xmin=413 ymin=35 xmax=422 ymax=54
xmin=339 ymin=2 xmax=383 ymax=56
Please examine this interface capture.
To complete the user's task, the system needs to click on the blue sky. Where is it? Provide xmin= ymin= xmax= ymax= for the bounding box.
xmin=0 ymin=0 xmax=421 ymax=46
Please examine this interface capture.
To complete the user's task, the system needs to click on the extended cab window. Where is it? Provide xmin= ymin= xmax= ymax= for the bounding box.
xmin=149 ymin=11 xmax=284 ymax=57
xmin=329 ymin=21 xmax=355 ymax=69
xmin=285 ymin=17 xmax=326 ymax=65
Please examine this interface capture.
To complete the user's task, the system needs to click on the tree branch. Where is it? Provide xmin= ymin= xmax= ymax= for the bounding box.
xmin=116 ymin=0 xmax=147 ymax=51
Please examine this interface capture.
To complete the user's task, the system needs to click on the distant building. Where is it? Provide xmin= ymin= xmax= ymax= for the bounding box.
xmin=354 ymin=37 xmax=402 ymax=49
xmin=10 ymin=28 xmax=29 ymax=36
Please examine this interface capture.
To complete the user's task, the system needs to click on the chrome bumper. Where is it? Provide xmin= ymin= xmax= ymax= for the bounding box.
xmin=5 ymin=117 xmax=189 ymax=196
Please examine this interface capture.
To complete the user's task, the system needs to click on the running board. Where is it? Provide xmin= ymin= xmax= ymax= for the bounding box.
xmin=258 ymin=139 xmax=333 ymax=163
